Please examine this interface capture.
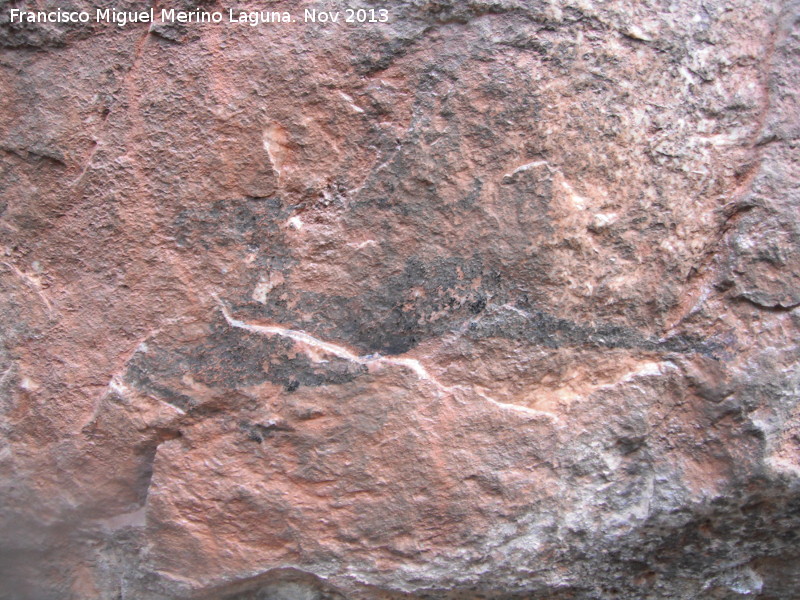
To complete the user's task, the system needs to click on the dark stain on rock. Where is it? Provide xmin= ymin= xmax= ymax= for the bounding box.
xmin=237 ymin=253 xmax=497 ymax=356
xmin=467 ymin=298 xmax=710 ymax=355
xmin=172 ymin=196 xmax=295 ymax=272
xmin=240 ymin=420 xmax=294 ymax=444
xmin=231 ymin=240 xmax=705 ymax=358
xmin=124 ymin=362 xmax=197 ymax=412
xmin=124 ymin=316 xmax=367 ymax=405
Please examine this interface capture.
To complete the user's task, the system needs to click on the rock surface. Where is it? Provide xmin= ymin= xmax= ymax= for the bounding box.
xmin=1 ymin=0 xmax=799 ymax=598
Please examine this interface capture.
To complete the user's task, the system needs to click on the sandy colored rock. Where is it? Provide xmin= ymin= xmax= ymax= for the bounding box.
xmin=1 ymin=0 xmax=799 ymax=598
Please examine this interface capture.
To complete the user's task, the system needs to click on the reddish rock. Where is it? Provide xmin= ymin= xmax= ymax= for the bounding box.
xmin=1 ymin=1 xmax=799 ymax=598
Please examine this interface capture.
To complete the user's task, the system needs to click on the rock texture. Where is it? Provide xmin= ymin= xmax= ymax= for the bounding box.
xmin=1 ymin=0 xmax=800 ymax=598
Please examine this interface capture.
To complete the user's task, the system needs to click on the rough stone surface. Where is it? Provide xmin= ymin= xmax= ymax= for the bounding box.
xmin=1 ymin=1 xmax=800 ymax=598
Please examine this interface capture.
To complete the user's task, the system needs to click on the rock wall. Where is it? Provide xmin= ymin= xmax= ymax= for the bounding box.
xmin=1 ymin=1 xmax=799 ymax=598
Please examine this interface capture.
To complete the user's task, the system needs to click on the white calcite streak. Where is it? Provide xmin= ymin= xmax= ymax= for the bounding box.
xmin=216 ymin=296 xmax=556 ymax=420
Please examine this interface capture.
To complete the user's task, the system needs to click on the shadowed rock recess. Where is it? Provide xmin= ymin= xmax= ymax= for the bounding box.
xmin=1 ymin=0 xmax=799 ymax=598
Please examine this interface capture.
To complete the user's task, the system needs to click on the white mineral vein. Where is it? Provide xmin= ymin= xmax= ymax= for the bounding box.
xmin=215 ymin=296 xmax=558 ymax=421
